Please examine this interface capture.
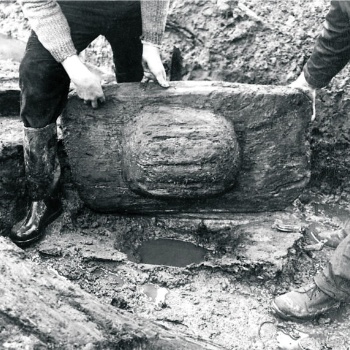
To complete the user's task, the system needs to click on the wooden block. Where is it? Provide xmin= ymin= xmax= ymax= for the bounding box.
xmin=62 ymin=81 xmax=311 ymax=213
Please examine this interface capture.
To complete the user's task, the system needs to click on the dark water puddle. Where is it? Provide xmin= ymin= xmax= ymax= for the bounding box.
xmin=90 ymin=265 xmax=125 ymax=285
xmin=135 ymin=239 xmax=207 ymax=267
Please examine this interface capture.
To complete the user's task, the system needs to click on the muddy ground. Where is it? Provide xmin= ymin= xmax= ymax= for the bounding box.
xmin=10 ymin=187 xmax=350 ymax=350
xmin=2 ymin=0 xmax=350 ymax=349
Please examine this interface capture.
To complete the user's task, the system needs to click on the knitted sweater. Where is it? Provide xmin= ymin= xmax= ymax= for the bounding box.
xmin=18 ymin=0 xmax=169 ymax=62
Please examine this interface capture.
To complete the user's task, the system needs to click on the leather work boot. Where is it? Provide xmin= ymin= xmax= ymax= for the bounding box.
xmin=271 ymin=283 xmax=340 ymax=321
xmin=9 ymin=123 xmax=62 ymax=247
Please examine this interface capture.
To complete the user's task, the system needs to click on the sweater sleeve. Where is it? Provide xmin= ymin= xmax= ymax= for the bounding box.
xmin=18 ymin=0 xmax=76 ymax=62
xmin=304 ymin=0 xmax=350 ymax=88
xmin=141 ymin=0 xmax=170 ymax=46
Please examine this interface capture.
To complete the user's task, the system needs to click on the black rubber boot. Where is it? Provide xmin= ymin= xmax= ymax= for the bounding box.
xmin=10 ymin=123 xmax=62 ymax=247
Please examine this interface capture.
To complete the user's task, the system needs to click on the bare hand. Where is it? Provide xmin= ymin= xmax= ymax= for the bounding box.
xmin=142 ymin=44 xmax=169 ymax=88
xmin=290 ymin=72 xmax=315 ymax=97
xmin=73 ymin=70 xmax=105 ymax=108
xmin=62 ymin=55 xmax=105 ymax=108
xmin=290 ymin=72 xmax=316 ymax=121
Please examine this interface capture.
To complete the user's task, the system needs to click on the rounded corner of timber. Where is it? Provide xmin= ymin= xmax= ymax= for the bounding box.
xmin=61 ymin=81 xmax=311 ymax=213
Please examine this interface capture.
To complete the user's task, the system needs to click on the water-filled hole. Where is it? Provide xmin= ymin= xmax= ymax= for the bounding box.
xmin=131 ymin=238 xmax=208 ymax=267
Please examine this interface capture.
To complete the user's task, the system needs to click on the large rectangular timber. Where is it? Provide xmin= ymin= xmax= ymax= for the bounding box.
xmin=62 ymin=81 xmax=312 ymax=213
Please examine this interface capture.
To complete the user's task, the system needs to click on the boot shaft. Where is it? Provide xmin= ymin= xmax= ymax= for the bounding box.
xmin=23 ymin=123 xmax=61 ymax=200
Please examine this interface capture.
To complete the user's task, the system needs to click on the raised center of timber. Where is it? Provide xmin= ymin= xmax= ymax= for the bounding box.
xmin=121 ymin=106 xmax=240 ymax=199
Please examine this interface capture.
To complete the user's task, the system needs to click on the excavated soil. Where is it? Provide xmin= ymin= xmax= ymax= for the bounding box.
xmin=17 ymin=193 xmax=350 ymax=350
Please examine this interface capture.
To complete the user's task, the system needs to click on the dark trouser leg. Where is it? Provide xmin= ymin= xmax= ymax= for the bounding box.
xmin=11 ymin=32 xmax=72 ymax=247
xmin=13 ymin=2 xmax=102 ymax=247
xmin=104 ymin=1 xmax=143 ymax=83
xmin=20 ymin=32 xmax=71 ymax=128
xmin=20 ymin=2 xmax=105 ymax=127
xmin=315 ymin=234 xmax=350 ymax=301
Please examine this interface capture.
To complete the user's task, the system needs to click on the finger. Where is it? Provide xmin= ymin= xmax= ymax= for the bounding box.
xmin=155 ymin=71 xmax=169 ymax=88
xmin=91 ymin=99 xmax=98 ymax=109
xmin=311 ymin=90 xmax=316 ymax=121
xmin=146 ymin=60 xmax=169 ymax=88
xmin=158 ymin=71 xmax=170 ymax=88
xmin=159 ymin=81 xmax=170 ymax=88
xmin=141 ymin=76 xmax=150 ymax=84
xmin=98 ymin=95 xmax=106 ymax=104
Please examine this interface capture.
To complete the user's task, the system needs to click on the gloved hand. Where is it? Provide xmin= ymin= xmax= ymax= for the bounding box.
xmin=62 ymin=55 xmax=105 ymax=109
xmin=290 ymin=72 xmax=316 ymax=121
xmin=141 ymin=43 xmax=169 ymax=88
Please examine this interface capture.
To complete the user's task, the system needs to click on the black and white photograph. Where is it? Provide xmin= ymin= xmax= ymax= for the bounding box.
xmin=0 ymin=0 xmax=350 ymax=349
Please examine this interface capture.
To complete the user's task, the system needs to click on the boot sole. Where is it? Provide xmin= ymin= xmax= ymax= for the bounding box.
xmin=12 ymin=207 xmax=63 ymax=248
xmin=271 ymin=301 xmax=295 ymax=321
xmin=271 ymin=300 xmax=340 ymax=322
xmin=270 ymin=301 xmax=315 ymax=322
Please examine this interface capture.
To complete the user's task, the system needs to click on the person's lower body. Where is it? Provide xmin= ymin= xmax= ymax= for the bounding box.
xmin=9 ymin=123 xmax=63 ymax=246
xmin=271 ymin=234 xmax=350 ymax=320
xmin=10 ymin=1 xmax=143 ymax=247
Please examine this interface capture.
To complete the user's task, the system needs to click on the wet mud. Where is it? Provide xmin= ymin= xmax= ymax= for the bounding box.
xmin=5 ymin=190 xmax=344 ymax=350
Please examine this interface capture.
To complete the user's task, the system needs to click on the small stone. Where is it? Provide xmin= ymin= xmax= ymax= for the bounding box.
xmin=91 ymin=221 xmax=99 ymax=228
xmin=111 ymin=296 xmax=129 ymax=310
xmin=38 ymin=245 xmax=63 ymax=257
xmin=82 ymin=344 xmax=95 ymax=350
xmin=203 ymin=8 xmax=213 ymax=16
xmin=319 ymin=317 xmax=332 ymax=325
xmin=164 ymin=313 xmax=184 ymax=324
xmin=80 ymin=246 xmax=127 ymax=262
xmin=155 ymin=287 xmax=168 ymax=308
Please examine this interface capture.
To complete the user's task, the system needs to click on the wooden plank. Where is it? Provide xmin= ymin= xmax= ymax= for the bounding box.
xmin=0 ymin=237 xmax=225 ymax=349
xmin=62 ymin=81 xmax=311 ymax=213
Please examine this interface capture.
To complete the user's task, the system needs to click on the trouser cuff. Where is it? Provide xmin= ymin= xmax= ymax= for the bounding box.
xmin=315 ymin=265 xmax=350 ymax=302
